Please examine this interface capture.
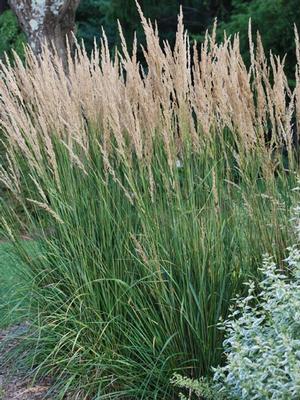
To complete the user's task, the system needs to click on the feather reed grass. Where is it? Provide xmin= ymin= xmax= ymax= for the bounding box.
xmin=0 ymin=7 xmax=300 ymax=399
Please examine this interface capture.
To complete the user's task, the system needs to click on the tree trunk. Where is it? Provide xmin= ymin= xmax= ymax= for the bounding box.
xmin=8 ymin=0 xmax=80 ymax=66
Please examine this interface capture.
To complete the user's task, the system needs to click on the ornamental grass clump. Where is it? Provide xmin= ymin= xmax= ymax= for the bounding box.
xmin=0 ymin=5 xmax=300 ymax=399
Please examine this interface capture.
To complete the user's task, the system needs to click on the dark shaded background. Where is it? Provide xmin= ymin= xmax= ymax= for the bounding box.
xmin=0 ymin=0 xmax=300 ymax=83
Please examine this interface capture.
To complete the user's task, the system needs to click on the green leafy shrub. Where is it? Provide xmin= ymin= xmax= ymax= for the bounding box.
xmin=0 ymin=10 xmax=26 ymax=60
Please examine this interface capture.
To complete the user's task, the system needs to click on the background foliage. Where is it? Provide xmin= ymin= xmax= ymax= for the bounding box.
xmin=76 ymin=0 xmax=232 ymax=54
xmin=0 ymin=9 xmax=25 ymax=60
xmin=2 ymin=0 xmax=300 ymax=81
xmin=75 ymin=0 xmax=300 ymax=82
xmin=219 ymin=0 xmax=300 ymax=85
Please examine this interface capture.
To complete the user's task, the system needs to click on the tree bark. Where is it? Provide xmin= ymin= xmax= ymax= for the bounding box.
xmin=8 ymin=0 xmax=80 ymax=65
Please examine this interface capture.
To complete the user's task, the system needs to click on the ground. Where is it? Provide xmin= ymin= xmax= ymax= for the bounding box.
xmin=0 ymin=242 xmax=50 ymax=400
xmin=0 ymin=325 xmax=51 ymax=400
